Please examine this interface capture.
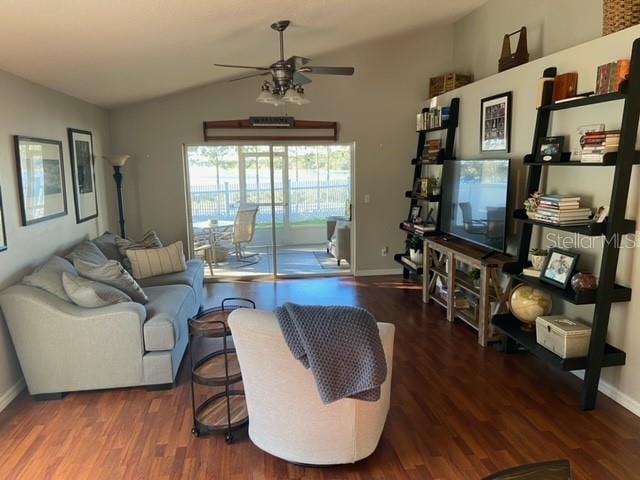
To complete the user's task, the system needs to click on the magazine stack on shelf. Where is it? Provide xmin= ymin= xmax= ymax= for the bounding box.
xmin=581 ymin=130 xmax=620 ymax=163
xmin=423 ymin=139 xmax=442 ymax=162
xmin=534 ymin=194 xmax=592 ymax=226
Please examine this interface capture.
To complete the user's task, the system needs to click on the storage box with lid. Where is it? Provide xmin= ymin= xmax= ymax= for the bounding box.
xmin=535 ymin=315 xmax=591 ymax=358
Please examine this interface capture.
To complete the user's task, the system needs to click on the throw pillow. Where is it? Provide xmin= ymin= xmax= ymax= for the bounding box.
xmin=66 ymin=240 xmax=108 ymax=265
xmin=115 ymin=230 xmax=163 ymax=257
xmin=74 ymin=259 xmax=149 ymax=304
xmin=22 ymin=256 xmax=78 ymax=302
xmin=126 ymin=241 xmax=187 ymax=280
xmin=62 ymin=272 xmax=132 ymax=308
xmin=92 ymin=231 xmax=122 ymax=261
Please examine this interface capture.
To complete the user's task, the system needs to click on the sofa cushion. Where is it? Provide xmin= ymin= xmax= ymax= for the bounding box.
xmin=66 ymin=240 xmax=108 ymax=265
xmin=62 ymin=272 xmax=131 ymax=308
xmin=116 ymin=230 xmax=163 ymax=257
xmin=22 ymin=256 xmax=77 ymax=302
xmin=75 ymin=259 xmax=148 ymax=304
xmin=126 ymin=241 xmax=186 ymax=280
xmin=143 ymin=285 xmax=196 ymax=351
xmin=92 ymin=232 xmax=122 ymax=262
xmin=138 ymin=259 xmax=204 ymax=309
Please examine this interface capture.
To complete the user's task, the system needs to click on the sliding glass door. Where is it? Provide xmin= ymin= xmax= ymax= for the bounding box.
xmin=185 ymin=144 xmax=352 ymax=279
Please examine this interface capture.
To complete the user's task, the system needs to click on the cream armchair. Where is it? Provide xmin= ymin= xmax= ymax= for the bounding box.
xmin=229 ymin=308 xmax=394 ymax=465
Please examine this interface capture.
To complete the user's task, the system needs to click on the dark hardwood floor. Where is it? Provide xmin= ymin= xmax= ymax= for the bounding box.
xmin=1 ymin=276 xmax=640 ymax=479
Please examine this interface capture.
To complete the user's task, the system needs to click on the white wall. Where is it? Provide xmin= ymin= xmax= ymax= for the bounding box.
xmin=108 ymin=25 xmax=455 ymax=274
xmin=0 ymin=69 xmax=113 ymax=410
xmin=453 ymin=0 xmax=602 ymax=80
xmin=437 ymin=25 xmax=640 ymax=414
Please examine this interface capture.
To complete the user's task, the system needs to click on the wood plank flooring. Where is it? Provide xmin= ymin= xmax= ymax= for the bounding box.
xmin=1 ymin=276 xmax=640 ymax=479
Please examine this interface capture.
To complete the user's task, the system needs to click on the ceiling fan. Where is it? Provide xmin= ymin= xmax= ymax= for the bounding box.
xmin=214 ymin=20 xmax=355 ymax=106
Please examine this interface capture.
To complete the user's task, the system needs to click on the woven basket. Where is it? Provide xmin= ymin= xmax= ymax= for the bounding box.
xmin=603 ymin=0 xmax=640 ymax=35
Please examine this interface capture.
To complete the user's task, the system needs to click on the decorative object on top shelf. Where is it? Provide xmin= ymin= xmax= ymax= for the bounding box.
xmin=14 ymin=136 xmax=67 ymax=226
xmin=104 ymin=154 xmax=131 ymax=238
xmin=571 ymin=124 xmax=605 ymax=161
xmin=537 ymin=67 xmax=557 ymax=108
xmin=530 ymin=248 xmax=549 ymax=271
xmin=480 ymin=92 xmax=512 ymax=152
xmin=537 ymin=136 xmax=564 ymax=162
xmin=498 ymin=27 xmax=529 ymax=72
xmin=67 ymin=128 xmax=98 ymax=224
xmin=406 ymin=235 xmax=423 ymax=264
xmin=603 ymin=0 xmax=640 ymax=35
xmin=539 ymin=248 xmax=580 ymax=290
xmin=508 ymin=283 xmax=553 ymax=332
xmin=428 ymin=73 xmax=473 ymax=99
xmin=523 ymin=191 xmax=542 ymax=219
xmin=571 ymin=272 xmax=599 ymax=293
xmin=552 ymin=72 xmax=578 ymax=103
xmin=596 ymin=58 xmax=630 ymax=95
xmin=0 ymin=186 xmax=6 ymax=252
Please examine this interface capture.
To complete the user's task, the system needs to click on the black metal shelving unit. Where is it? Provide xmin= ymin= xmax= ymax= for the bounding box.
xmin=394 ymin=98 xmax=460 ymax=278
xmin=493 ymin=38 xmax=640 ymax=410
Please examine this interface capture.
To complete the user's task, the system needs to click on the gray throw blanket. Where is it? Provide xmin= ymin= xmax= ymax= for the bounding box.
xmin=275 ymin=302 xmax=387 ymax=404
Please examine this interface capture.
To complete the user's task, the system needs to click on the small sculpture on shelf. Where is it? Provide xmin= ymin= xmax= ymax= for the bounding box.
xmin=571 ymin=272 xmax=599 ymax=293
xmin=523 ymin=191 xmax=542 ymax=219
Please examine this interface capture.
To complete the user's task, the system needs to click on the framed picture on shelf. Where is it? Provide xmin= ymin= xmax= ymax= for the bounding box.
xmin=412 ymin=178 xmax=422 ymax=196
xmin=537 ymin=136 xmax=564 ymax=162
xmin=480 ymin=92 xmax=512 ymax=152
xmin=14 ymin=136 xmax=67 ymax=226
xmin=0 ymin=186 xmax=7 ymax=252
xmin=68 ymin=128 xmax=98 ymax=223
xmin=540 ymin=248 xmax=580 ymax=289
xmin=410 ymin=206 xmax=422 ymax=223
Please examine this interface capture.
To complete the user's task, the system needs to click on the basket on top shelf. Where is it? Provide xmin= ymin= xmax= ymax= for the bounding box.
xmin=428 ymin=73 xmax=473 ymax=99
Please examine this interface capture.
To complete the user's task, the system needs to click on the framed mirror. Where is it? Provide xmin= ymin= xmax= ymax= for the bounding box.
xmin=0 ymin=186 xmax=7 ymax=252
xmin=68 ymin=128 xmax=98 ymax=223
xmin=14 ymin=136 xmax=67 ymax=226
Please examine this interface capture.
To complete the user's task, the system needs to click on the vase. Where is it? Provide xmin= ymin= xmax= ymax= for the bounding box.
xmin=526 ymin=211 xmax=536 ymax=219
xmin=409 ymin=249 xmax=423 ymax=264
xmin=571 ymin=272 xmax=598 ymax=292
xmin=531 ymin=254 xmax=548 ymax=271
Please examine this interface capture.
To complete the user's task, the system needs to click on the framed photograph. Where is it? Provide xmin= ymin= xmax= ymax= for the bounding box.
xmin=68 ymin=128 xmax=98 ymax=223
xmin=480 ymin=92 xmax=512 ymax=152
xmin=412 ymin=178 xmax=422 ymax=196
xmin=537 ymin=136 xmax=564 ymax=162
xmin=0 ymin=186 xmax=7 ymax=252
xmin=14 ymin=136 xmax=67 ymax=226
xmin=540 ymin=248 xmax=580 ymax=289
xmin=410 ymin=206 xmax=422 ymax=223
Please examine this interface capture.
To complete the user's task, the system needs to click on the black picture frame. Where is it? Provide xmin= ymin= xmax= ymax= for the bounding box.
xmin=0 ymin=186 xmax=7 ymax=252
xmin=68 ymin=128 xmax=99 ymax=223
xmin=540 ymin=248 xmax=580 ymax=289
xmin=410 ymin=205 xmax=422 ymax=222
xmin=480 ymin=92 xmax=512 ymax=152
xmin=537 ymin=136 xmax=564 ymax=162
xmin=14 ymin=136 xmax=67 ymax=226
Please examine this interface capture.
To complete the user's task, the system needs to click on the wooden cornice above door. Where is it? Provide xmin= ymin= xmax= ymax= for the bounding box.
xmin=203 ymin=117 xmax=338 ymax=142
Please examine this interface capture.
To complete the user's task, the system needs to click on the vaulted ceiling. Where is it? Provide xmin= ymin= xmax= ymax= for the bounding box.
xmin=0 ymin=0 xmax=485 ymax=108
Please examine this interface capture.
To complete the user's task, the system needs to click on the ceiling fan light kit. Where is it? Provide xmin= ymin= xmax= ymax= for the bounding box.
xmin=215 ymin=19 xmax=354 ymax=106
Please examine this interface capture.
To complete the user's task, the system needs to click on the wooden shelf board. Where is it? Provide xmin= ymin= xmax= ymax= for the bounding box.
xmin=455 ymin=308 xmax=479 ymax=330
xmin=511 ymin=273 xmax=631 ymax=305
xmin=513 ymin=209 xmax=636 ymax=236
xmin=492 ymin=314 xmax=626 ymax=371
xmin=539 ymin=91 xmax=626 ymax=111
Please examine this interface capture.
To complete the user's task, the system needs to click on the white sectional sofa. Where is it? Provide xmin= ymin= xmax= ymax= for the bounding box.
xmin=0 ymin=236 xmax=204 ymax=400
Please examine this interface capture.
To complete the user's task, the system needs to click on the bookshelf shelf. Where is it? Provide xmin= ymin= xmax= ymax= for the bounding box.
xmin=512 ymin=209 xmax=636 ymax=236
xmin=523 ymin=151 xmax=640 ymax=166
xmin=539 ymin=91 xmax=625 ymax=111
xmin=404 ymin=191 xmax=441 ymax=202
xmin=393 ymin=253 xmax=423 ymax=275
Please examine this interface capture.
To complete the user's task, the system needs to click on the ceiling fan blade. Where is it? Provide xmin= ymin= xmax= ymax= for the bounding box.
xmin=287 ymin=56 xmax=311 ymax=69
xmin=293 ymin=72 xmax=312 ymax=86
xmin=214 ymin=63 xmax=270 ymax=71
xmin=228 ymin=71 xmax=271 ymax=83
xmin=297 ymin=66 xmax=355 ymax=76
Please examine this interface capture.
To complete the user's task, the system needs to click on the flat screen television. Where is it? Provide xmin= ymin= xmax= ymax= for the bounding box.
xmin=440 ymin=159 xmax=510 ymax=252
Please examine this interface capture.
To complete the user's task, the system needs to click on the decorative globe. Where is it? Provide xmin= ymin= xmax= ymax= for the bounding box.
xmin=509 ymin=284 xmax=553 ymax=331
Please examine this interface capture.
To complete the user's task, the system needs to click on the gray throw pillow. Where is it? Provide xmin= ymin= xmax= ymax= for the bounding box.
xmin=22 ymin=256 xmax=78 ymax=302
xmin=74 ymin=259 xmax=149 ymax=304
xmin=62 ymin=272 xmax=132 ymax=308
xmin=92 ymin=231 xmax=123 ymax=261
xmin=115 ymin=230 xmax=163 ymax=257
xmin=66 ymin=240 xmax=108 ymax=265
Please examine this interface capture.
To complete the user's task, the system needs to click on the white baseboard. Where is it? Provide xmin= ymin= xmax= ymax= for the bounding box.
xmin=354 ymin=268 xmax=403 ymax=277
xmin=572 ymin=371 xmax=640 ymax=417
xmin=0 ymin=377 xmax=25 ymax=413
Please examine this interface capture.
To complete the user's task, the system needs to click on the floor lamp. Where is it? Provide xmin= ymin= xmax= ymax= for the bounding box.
xmin=104 ymin=155 xmax=130 ymax=238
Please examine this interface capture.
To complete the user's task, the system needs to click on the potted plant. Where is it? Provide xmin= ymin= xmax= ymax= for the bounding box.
xmin=469 ymin=268 xmax=481 ymax=287
xmin=424 ymin=176 xmax=441 ymax=197
xmin=530 ymin=248 xmax=548 ymax=271
xmin=523 ymin=191 xmax=542 ymax=218
xmin=406 ymin=235 xmax=423 ymax=264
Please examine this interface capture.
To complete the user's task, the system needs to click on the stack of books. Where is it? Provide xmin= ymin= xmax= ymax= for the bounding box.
xmin=534 ymin=194 xmax=592 ymax=226
xmin=401 ymin=221 xmax=436 ymax=234
xmin=596 ymin=59 xmax=630 ymax=95
xmin=423 ymin=139 xmax=442 ymax=162
xmin=580 ymin=130 xmax=620 ymax=163
xmin=416 ymin=106 xmax=450 ymax=130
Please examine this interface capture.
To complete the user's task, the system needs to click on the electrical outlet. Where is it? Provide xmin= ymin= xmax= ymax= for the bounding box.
xmin=364 ymin=194 xmax=371 ymax=204
xmin=381 ymin=246 xmax=389 ymax=256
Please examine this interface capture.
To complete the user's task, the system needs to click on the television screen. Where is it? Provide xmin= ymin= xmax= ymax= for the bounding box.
xmin=440 ymin=159 xmax=510 ymax=252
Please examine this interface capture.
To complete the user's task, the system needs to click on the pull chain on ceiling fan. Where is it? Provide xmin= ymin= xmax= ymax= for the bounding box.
xmin=214 ymin=20 xmax=355 ymax=106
